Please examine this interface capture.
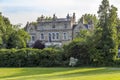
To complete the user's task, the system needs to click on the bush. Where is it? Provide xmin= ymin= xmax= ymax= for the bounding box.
xmin=0 ymin=48 xmax=63 ymax=67
xmin=63 ymin=39 xmax=91 ymax=66
xmin=33 ymin=40 xmax=45 ymax=49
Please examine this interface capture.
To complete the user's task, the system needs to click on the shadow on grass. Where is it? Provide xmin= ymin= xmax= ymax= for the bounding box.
xmin=55 ymin=68 xmax=120 ymax=77
xmin=0 ymin=67 xmax=76 ymax=79
xmin=0 ymin=67 xmax=120 ymax=79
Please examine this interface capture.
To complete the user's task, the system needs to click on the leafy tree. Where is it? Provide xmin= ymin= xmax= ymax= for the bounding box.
xmin=7 ymin=29 xmax=30 ymax=49
xmin=116 ymin=18 xmax=120 ymax=47
xmin=107 ymin=5 xmax=118 ymax=60
xmin=0 ymin=12 xmax=30 ymax=49
xmin=91 ymin=0 xmax=118 ymax=65
xmin=78 ymin=14 xmax=98 ymax=26
xmin=0 ymin=13 xmax=14 ymax=48
xmin=64 ymin=30 xmax=93 ymax=66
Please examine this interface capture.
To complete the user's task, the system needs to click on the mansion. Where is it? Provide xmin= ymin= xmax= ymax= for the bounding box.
xmin=25 ymin=13 xmax=94 ymax=47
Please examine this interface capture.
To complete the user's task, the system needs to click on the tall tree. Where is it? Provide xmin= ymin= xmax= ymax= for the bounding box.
xmin=107 ymin=5 xmax=118 ymax=60
xmin=92 ymin=0 xmax=118 ymax=65
xmin=0 ymin=12 xmax=30 ymax=49
xmin=7 ymin=29 xmax=30 ymax=49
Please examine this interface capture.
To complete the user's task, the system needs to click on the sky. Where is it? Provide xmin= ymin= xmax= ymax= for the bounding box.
xmin=0 ymin=0 xmax=120 ymax=27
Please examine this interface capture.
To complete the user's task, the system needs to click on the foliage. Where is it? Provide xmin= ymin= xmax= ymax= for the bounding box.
xmin=0 ymin=13 xmax=30 ymax=49
xmin=0 ymin=48 xmax=63 ymax=67
xmin=91 ymin=0 xmax=119 ymax=66
xmin=7 ymin=29 xmax=30 ymax=49
xmin=63 ymin=30 xmax=93 ymax=66
xmin=78 ymin=14 xmax=98 ymax=26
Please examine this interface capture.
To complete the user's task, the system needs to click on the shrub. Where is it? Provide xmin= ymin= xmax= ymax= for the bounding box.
xmin=33 ymin=40 xmax=45 ymax=49
xmin=63 ymin=39 xmax=91 ymax=66
xmin=0 ymin=48 xmax=63 ymax=67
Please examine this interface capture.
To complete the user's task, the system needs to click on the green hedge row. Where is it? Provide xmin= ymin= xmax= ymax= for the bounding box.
xmin=1 ymin=48 xmax=120 ymax=67
xmin=0 ymin=48 xmax=65 ymax=67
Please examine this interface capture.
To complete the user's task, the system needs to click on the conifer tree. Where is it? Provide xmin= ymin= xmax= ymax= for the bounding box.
xmin=94 ymin=0 xmax=118 ymax=65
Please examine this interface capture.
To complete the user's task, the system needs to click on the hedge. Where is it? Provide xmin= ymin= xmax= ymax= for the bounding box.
xmin=0 ymin=48 xmax=64 ymax=67
xmin=0 ymin=48 xmax=119 ymax=67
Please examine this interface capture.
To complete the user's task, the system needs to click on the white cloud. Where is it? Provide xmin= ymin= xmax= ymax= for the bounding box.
xmin=0 ymin=0 xmax=75 ymax=7
xmin=1 ymin=0 xmax=120 ymax=27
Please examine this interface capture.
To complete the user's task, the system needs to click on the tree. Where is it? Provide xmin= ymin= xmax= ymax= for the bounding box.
xmin=7 ymin=29 xmax=30 ymax=49
xmin=0 ymin=13 xmax=30 ymax=49
xmin=78 ymin=14 xmax=98 ymax=27
xmin=63 ymin=30 xmax=93 ymax=66
xmin=107 ymin=5 xmax=118 ymax=60
xmin=0 ymin=13 xmax=14 ymax=48
xmin=116 ymin=18 xmax=120 ymax=47
xmin=91 ymin=0 xmax=118 ymax=65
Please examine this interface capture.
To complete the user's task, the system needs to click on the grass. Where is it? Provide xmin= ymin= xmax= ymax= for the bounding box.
xmin=0 ymin=67 xmax=120 ymax=80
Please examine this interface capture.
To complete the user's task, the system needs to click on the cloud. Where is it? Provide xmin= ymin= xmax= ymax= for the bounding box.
xmin=1 ymin=0 xmax=120 ymax=27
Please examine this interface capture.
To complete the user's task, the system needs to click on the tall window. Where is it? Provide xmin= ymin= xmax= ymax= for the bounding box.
xmin=48 ymin=32 xmax=59 ymax=41
xmin=49 ymin=33 xmax=51 ymax=42
xmin=31 ymin=35 xmax=35 ymax=42
xmin=56 ymin=33 xmax=59 ymax=39
xmin=64 ymin=23 xmax=67 ymax=28
xmin=52 ymin=33 xmax=55 ymax=40
xmin=40 ymin=33 xmax=44 ymax=40
xmin=63 ymin=32 xmax=67 ymax=40
xmin=52 ymin=24 xmax=55 ymax=28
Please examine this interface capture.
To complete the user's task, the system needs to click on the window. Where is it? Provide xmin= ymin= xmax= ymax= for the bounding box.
xmin=52 ymin=33 xmax=55 ymax=39
xmin=76 ymin=32 xmax=79 ymax=36
xmin=52 ymin=24 xmax=55 ymax=28
xmin=56 ymin=33 xmax=59 ymax=39
xmin=64 ymin=23 xmax=67 ymax=28
xmin=49 ymin=33 xmax=52 ymax=42
xmin=63 ymin=32 xmax=67 ymax=40
xmin=31 ymin=35 xmax=35 ymax=42
xmin=48 ymin=32 xmax=59 ymax=41
xmin=30 ymin=28 xmax=33 ymax=32
xmin=40 ymin=33 xmax=44 ymax=40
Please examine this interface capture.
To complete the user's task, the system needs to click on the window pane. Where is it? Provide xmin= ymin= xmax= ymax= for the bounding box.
xmin=31 ymin=36 xmax=35 ymax=41
xmin=56 ymin=33 xmax=59 ymax=39
xmin=49 ymin=33 xmax=52 ymax=42
xmin=52 ymin=33 xmax=55 ymax=39
xmin=41 ymin=33 xmax=44 ymax=39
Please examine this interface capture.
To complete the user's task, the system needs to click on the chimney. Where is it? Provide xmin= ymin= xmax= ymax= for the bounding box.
xmin=53 ymin=14 xmax=57 ymax=20
xmin=72 ymin=13 xmax=76 ymax=23
xmin=66 ymin=13 xmax=70 ymax=19
xmin=81 ymin=16 xmax=85 ymax=24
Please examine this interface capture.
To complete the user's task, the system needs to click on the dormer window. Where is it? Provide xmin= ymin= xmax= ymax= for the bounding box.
xmin=30 ymin=35 xmax=35 ymax=43
xmin=30 ymin=28 xmax=33 ymax=32
xmin=64 ymin=23 xmax=67 ymax=28
xmin=40 ymin=33 xmax=44 ymax=40
xmin=52 ymin=24 xmax=55 ymax=28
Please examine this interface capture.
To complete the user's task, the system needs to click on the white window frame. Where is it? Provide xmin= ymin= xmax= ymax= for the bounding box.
xmin=56 ymin=32 xmax=59 ymax=40
xmin=52 ymin=33 xmax=55 ymax=40
xmin=48 ymin=33 xmax=51 ymax=42
xmin=40 ymin=33 xmax=44 ymax=40
xmin=31 ymin=35 xmax=35 ymax=43
xmin=48 ymin=32 xmax=59 ymax=41
xmin=63 ymin=32 xmax=68 ymax=40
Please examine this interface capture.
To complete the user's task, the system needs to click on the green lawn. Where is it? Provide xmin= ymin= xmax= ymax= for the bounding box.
xmin=0 ymin=67 xmax=120 ymax=80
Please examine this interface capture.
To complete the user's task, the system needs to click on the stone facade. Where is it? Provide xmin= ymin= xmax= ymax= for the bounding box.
xmin=25 ymin=13 xmax=93 ymax=47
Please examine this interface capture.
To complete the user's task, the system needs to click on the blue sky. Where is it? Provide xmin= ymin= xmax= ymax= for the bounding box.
xmin=0 ymin=0 xmax=120 ymax=27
